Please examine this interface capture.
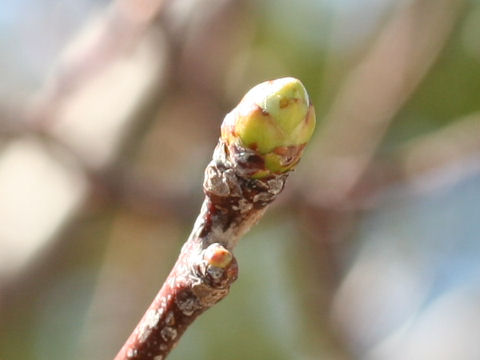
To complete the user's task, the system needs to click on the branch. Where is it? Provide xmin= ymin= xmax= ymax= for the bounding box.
xmin=114 ymin=78 xmax=316 ymax=360
xmin=352 ymin=111 xmax=480 ymax=203
xmin=304 ymin=0 xmax=463 ymax=206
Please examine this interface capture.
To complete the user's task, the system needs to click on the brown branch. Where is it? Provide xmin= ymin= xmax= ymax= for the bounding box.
xmin=113 ymin=76 xmax=314 ymax=359
xmin=114 ymin=140 xmax=288 ymax=360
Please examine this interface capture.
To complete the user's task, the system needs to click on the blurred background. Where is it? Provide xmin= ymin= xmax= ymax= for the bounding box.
xmin=1 ymin=0 xmax=480 ymax=359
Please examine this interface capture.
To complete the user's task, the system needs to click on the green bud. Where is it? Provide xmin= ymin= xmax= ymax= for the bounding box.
xmin=221 ymin=77 xmax=315 ymax=178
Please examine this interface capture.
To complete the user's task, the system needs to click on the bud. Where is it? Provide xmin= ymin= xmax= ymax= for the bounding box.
xmin=204 ymin=243 xmax=233 ymax=269
xmin=221 ymin=77 xmax=315 ymax=178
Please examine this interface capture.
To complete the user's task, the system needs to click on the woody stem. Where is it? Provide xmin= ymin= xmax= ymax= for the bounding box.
xmin=114 ymin=139 xmax=289 ymax=360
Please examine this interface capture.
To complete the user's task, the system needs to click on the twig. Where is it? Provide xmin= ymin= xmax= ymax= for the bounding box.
xmin=115 ymin=142 xmax=285 ymax=360
xmin=29 ymin=0 xmax=171 ymax=126
xmin=114 ymin=77 xmax=315 ymax=359
xmin=350 ymin=112 xmax=480 ymax=204
xmin=305 ymin=0 xmax=464 ymax=206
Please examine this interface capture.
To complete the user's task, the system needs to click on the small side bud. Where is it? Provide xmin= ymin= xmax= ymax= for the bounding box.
xmin=221 ymin=77 xmax=316 ymax=178
xmin=203 ymin=243 xmax=233 ymax=269
xmin=200 ymin=243 xmax=238 ymax=289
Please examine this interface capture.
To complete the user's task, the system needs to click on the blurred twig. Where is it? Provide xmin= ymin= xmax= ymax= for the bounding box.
xmin=0 ymin=0 xmax=195 ymax=223
xmin=291 ymin=1 xmax=465 ymax=357
xmin=295 ymin=0 xmax=464 ymax=287
xmin=29 ymin=0 xmax=171 ymax=128
xmin=304 ymin=0 xmax=464 ymax=206
xmin=397 ymin=112 xmax=480 ymax=180
xmin=351 ymin=112 xmax=480 ymax=204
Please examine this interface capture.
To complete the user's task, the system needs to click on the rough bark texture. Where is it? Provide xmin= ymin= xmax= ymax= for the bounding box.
xmin=114 ymin=139 xmax=288 ymax=360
